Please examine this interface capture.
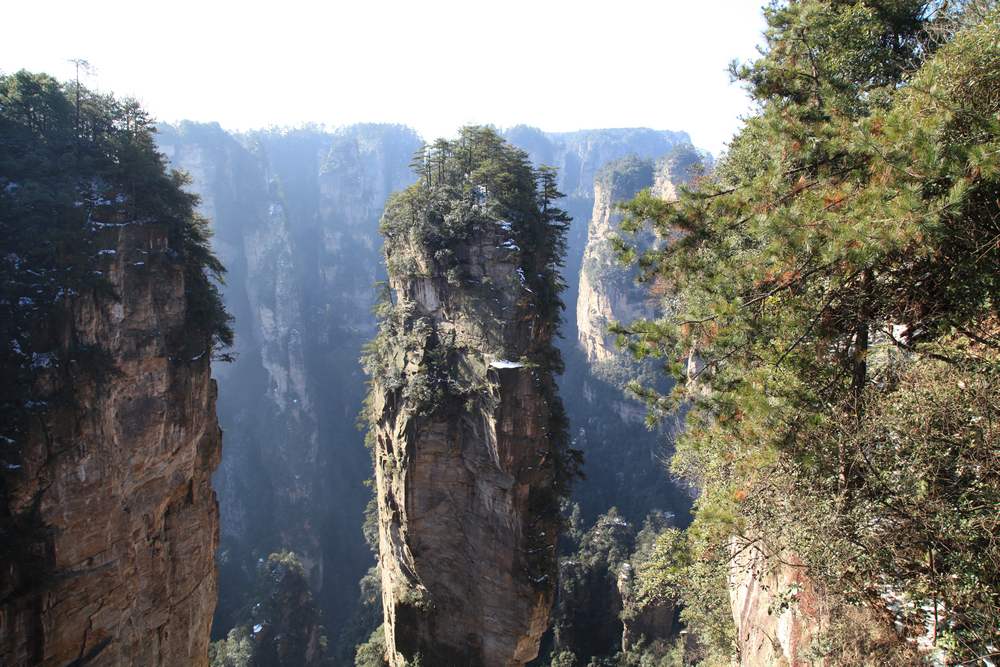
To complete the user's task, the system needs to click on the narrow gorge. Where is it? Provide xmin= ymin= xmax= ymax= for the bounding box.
xmin=155 ymin=123 xmax=422 ymax=648
xmin=150 ymin=122 xmax=705 ymax=663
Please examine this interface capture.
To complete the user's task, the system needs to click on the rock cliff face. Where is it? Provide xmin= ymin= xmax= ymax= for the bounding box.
xmin=156 ymin=123 xmax=422 ymax=638
xmin=366 ymin=129 xmax=572 ymax=666
xmin=728 ymin=540 xmax=827 ymax=667
xmin=504 ymin=127 xmax=691 ymax=201
xmin=503 ymin=129 xmax=702 ymax=534
xmin=577 ymin=157 xmax=658 ymax=368
xmin=0 ymin=223 xmax=221 ymax=666
xmin=548 ymin=149 xmax=704 ymax=539
xmin=577 ymin=150 xmax=701 ymax=371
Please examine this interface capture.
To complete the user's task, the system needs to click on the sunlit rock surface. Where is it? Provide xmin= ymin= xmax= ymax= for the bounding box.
xmin=0 ymin=223 xmax=221 ymax=666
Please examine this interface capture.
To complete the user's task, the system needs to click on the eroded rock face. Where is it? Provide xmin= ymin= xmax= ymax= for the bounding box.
xmin=368 ymin=132 xmax=570 ymax=666
xmin=577 ymin=152 xmax=701 ymax=369
xmin=576 ymin=163 xmax=653 ymax=366
xmin=371 ymin=240 xmax=562 ymax=666
xmin=728 ymin=540 xmax=827 ymax=667
xmin=0 ymin=223 xmax=221 ymax=667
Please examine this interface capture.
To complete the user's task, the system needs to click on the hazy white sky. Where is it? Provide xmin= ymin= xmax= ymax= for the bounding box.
xmin=3 ymin=0 xmax=767 ymax=155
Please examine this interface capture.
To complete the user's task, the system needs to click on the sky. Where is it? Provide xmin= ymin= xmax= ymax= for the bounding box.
xmin=3 ymin=0 xmax=767 ymax=155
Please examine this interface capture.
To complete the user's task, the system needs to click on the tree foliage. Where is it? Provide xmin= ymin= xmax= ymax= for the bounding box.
xmin=210 ymin=551 xmax=329 ymax=667
xmin=364 ymin=125 xmax=580 ymax=495
xmin=614 ymin=2 xmax=999 ymax=662
xmin=0 ymin=70 xmax=232 ymax=471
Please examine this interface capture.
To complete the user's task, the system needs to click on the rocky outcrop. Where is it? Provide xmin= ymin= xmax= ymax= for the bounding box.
xmin=208 ymin=551 xmax=328 ymax=667
xmin=551 ymin=151 xmax=700 ymax=532
xmin=250 ymin=552 xmax=328 ymax=666
xmin=551 ymin=508 xmax=679 ymax=663
xmin=0 ymin=223 xmax=221 ymax=666
xmin=577 ymin=157 xmax=658 ymax=368
xmin=577 ymin=149 xmax=702 ymax=370
xmin=367 ymin=129 xmax=572 ymax=666
xmin=505 ymin=127 xmax=693 ymax=352
xmin=728 ymin=540 xmax=827 ymax=667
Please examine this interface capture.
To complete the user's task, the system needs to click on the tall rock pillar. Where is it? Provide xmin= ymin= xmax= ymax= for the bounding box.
xmin=364 ymin=128 xmax=576 ymax=666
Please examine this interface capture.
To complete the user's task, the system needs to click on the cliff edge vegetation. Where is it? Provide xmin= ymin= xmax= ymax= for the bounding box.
xmin=612 ymin=3 xmax=999 ymax=665
xmin=0 ymin=71 xmax=232 ymax=666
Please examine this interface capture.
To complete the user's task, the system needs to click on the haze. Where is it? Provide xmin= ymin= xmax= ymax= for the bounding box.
xmin=3 ymin=0 xmax=766 ymax=154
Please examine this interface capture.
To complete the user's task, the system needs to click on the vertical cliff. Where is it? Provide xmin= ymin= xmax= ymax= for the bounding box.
xmin=577 ymin=148 xmax=702 ymax=372
xmin=577 ymin=156 xmax=658 ymax=369
xmin=365 ymin=128 xmax=577 ymax=666
xmin=504 ymin=126 xmax=692 ymax=350
xmin=0 ymin=72 xmax=229 ymax=666
xmin=504 ymin=127 xmax=706 ymax=528
xmin=552 ymin=148 xmax=705 ymax=535
xmin=1 ymin=224 xmax=223 ymax=666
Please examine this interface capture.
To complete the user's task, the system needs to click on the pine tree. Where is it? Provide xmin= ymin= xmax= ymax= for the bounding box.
xmin=615 ymin=2 xmax=1000 ymax=660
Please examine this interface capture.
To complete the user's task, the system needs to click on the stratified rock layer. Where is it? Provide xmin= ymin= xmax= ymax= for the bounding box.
xmin=0 ymin=223 xmax=221 ymax=666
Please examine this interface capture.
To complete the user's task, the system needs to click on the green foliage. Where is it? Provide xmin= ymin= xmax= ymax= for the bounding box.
xmin=550 ymin=508 xmax=635 ymax=662
xmin=362 ymin=496 xmax=380 ymax=552
xmin=550 ymin=650 xmax=578 ymax=667
xmin=210 ymin=626 xmax=256 ymax=667
xmin=337 ymin=564 xmax=383 ymax=665
xmin=549 ymin=509 xmax=689 ymax=665
xmin=634 ymin=528 xmax=688 ymax=604
xmin=354 ymin=625 xmax=388 ymax=667
xmin=377 ymin=125 xmax=570 ymax=332
xmin=210 ymin=551 xmax=329 ymax=667
xmin=0 ymin=71 xmax=232 ymax=470
xmin=632 ymin=525 xmax=733 ymax=664
xmin=615 ymin=2 xmax=999 ymax=662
